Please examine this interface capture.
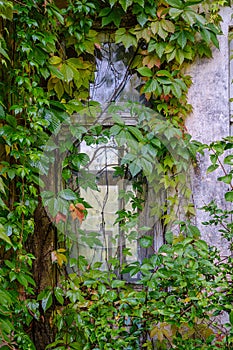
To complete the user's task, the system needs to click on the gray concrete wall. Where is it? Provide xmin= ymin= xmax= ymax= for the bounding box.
xmin=186 ymin=6 xmax=233 ymax=251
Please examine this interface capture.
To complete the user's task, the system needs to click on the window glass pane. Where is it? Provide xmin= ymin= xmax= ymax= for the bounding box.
xmin=80 ymin=138 xmax=118 ymax=171
xmin=77 ymin=138 xmax=137 ymax=270
xmin=90 ymin=43 xmax=141 ymax=104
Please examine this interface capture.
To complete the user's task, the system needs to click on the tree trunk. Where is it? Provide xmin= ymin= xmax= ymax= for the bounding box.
xmin=27 ymin=199 xmax=57 ymax=350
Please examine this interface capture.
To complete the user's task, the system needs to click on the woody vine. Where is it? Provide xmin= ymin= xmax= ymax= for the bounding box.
xmin=0 ymin=0 xmax=232 ymax=349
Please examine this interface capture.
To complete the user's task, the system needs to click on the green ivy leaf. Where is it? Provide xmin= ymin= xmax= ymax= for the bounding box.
xmin=58 ymin=189 xmax=77 ymax=201
xmin=107 ymin=290 xmax=118 ymax=301
xmin=129 ymin=159 xmax=142 ymax=177
xmin=171 ymin=81 xmax=182 ymax=98
xmin=143 ymin=79 xmax=160 ymax=93
xmin=98 ymin=284 xmax=106 ymax=295
xmin=137 ymin=67 xmax=153 ymax=77
xmin=158 ymin=24 xmax=168 ymax=40
xmin=151 ymin=21 xmax=159 ymax=35
xmin=42 ymin=291 xmax=53 ymax=312
xmin=16 ymin=274 xmax=28 ymax=288
xmin=230 ymin=310 xmax=233 ymax=326
xmin=206 ymin=164 xmax=219 ymax=173
xmin=217 ymin=174 xmax=232 ymax=184
xmin=0 ymin=197 xmax=7 ymax=209
xmin=194 ymin=239 xmax=208 ymax=253
xmin=101 ymin=8 xmax=124 ymax=27
xmin=0 ymin=1 xmax=13 ymax=20
xmin=0 ymin=224 xmax=12 ymax=246
xmin=60 ymin=64 xmax=74 ymax=83
xmin=210 ymin=31 xmax=219 ymax=49
xmin=112 ymin=114 xmax=125 ymax=125
xmin=225 ymin=191 xmax=233 ymax=202
xmin=49 ymin=65 xmax=64 ymax=80
xmin=111 ymin=280 xmax=125 ymax=288
xmin=48 ymin=5 xmax=64 ymax=24
xmin=66 ymin=58 xmax=85 ymax=69
xmin=141 ymin=157 xmax=153 ymax=175
xmin=0 ymin=319 xmax=14 ymax=335
xmin=139 ymin=235 xmax=153 ymax=248
xmin=154 ymin=42 xmax=166 ymax=58
xmin=165 ymin=231 xmax=173 ymax=244
xmin=181 ymin=9 xmax=196 ymax=26
xmin=77 ymin=170 xmax=98 ymax=191
xmin=175 ymin=49 xmax=184 ymax=65
xmin=177 ymin=31 xmax=187 ymax=49
xmin=157 ymin=70 xmax=172 ymax=78
xmin=47 ymin=198 xmax=60 ymax=217
xmin=115 ymin=28 xmax=137 ymax=49
xmin=54 ymin=287 xmax=64 ymax=305
xmin=200 ymin=28 xmax=211 ymax=43
xmin=0 ymin=177 xmax=5 ymax=195
xmin=137 ymin=13 xmax=148 ymax=27
xmin=0 ymin=45 xmax=10 ymax=61
xmin=127 ymin=126 xmax=144 ymax=142
xmin=119 ymin=0 xmax=133 ymax=12
xmin=224 ymin=155 xmax=233 ymax=165
xmin=169 ymin=7 xmax=183 ymax=18
xmin=187 ymin=224 xmax=201 ymax=238
xmin=109 ymin=0 xmax=117 ymax=6
xmin=166 ymin=0 xmax=183 ymax=8
xmin=161 ymin=19 xmax=175 ymax=33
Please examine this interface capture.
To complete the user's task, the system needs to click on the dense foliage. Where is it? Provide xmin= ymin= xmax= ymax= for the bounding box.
xmin=0 ymin=0 xmax=232 ymax=349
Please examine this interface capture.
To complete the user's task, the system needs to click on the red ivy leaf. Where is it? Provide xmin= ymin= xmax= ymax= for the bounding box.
xmin=51 ymin=212 xmax=67 ymax=224
xmin=69 ymin=203 xmax=86 ymax=223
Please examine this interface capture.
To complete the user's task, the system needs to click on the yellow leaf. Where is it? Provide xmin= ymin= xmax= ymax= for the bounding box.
xmin=56 ymin=253 xmax=67 ymax=267
xmin=183 ymin=297 xmax=190 ymax=303
xmin=150 ymin=325 xmax=159 ymax=339
xmin=57 ymin=248 xmax=66 ymax=253
xmin=162 ymin=326 xmax=173 ymax=340
xmin=195 ymin=323 xmax=213 ymax=340
xmin=173 ymin=233 xmax=185 ymax=244
xmin=54 ymin=80 xmax=64 ymax=100
xmin=51 ymin=250 xmax=67 ymax=267
xmin=47 ymin=77 xmax=55 ymax=91
xmin=5 ymin=145 xmax=10 ymax=155
xmin=157 ymin=329 xmax=164 ymax=342
xmin=49 ymin=56 xmax=62 ymax=65
xmin=178 ymin=323 xmax=195 ymax=340
xmin=150 ymin=325 xmax=164 ymax=341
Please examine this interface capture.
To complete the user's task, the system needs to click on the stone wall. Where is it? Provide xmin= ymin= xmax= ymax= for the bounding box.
xmin=186 ymin=6 xmax=233 ymax=252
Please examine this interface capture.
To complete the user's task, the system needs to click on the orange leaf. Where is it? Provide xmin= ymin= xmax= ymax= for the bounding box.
xmin=143 ymin=55 xmax=161 ymax=69
xmin=157 ymin=6 xmax=167 ymax=19
xmin=69 ymin=203 xmax=86 ymax=223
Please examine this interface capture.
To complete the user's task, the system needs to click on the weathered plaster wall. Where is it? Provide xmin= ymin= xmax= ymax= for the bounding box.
xmin=186 ymin=7 xmax=233 ymax=251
